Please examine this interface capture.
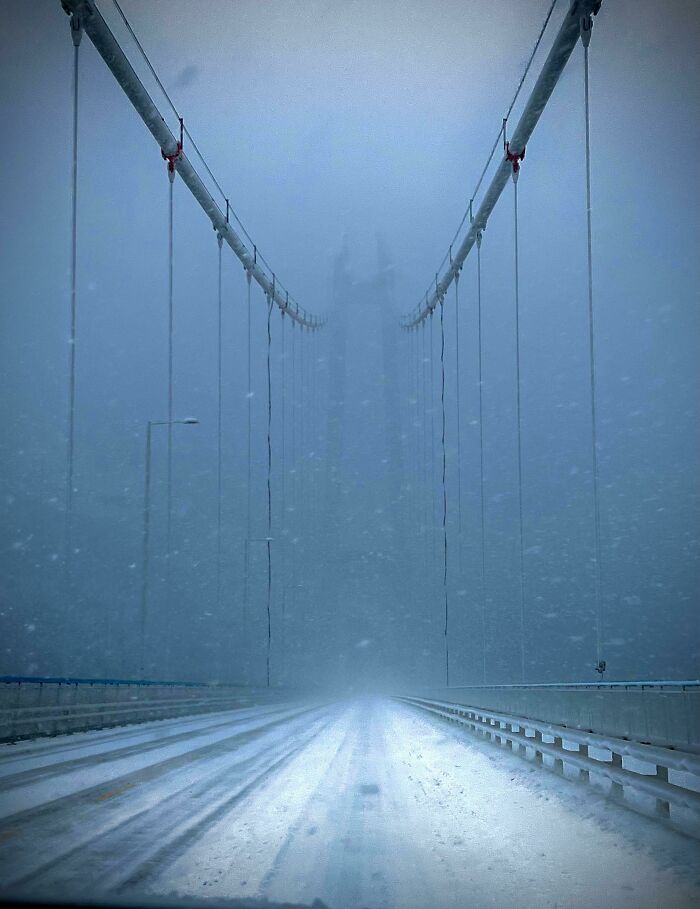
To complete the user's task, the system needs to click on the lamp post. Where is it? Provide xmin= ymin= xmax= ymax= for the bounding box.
xmin=140 ymin=417 xmax=199 ymax=679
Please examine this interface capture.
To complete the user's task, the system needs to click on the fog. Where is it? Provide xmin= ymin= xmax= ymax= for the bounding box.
xmin=1 ymin=0 xmax=698 ymax=690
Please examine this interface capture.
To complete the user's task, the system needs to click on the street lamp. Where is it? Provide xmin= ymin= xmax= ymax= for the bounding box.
xmin=140 ymin=417 xmax=199 ymax=679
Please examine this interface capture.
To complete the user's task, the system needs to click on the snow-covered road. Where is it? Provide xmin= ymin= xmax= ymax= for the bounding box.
xmin=0 ymin=698 xmax=698 ymax=908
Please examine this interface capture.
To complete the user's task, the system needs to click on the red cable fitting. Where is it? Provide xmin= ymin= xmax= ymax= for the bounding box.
xmin=161 ymin=141 xmax=182 ymax=175
xmin=505 ymin=141 xmax=526 ymax=174
xmin=161 ymin=118 xmax=184 ymax=176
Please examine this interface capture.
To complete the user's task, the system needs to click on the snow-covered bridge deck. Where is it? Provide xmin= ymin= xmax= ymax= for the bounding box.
xmin=1 ymin=699 xmax=698 ymax=908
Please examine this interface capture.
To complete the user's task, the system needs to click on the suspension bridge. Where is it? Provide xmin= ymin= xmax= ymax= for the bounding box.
xmin=1 ymin=0 xmax=699 ymax=907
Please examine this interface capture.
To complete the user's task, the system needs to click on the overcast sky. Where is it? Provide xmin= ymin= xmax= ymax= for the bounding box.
xmin=1 ymin=0 xmax=698 ymax=687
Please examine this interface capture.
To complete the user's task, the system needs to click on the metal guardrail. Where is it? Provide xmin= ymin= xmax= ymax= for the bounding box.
xmin=434 ymin=680 xmax=700 ymax=690
xmin=413 ymin=681 xmax=700 ymax=751
xmin=400 ymin=696 xmax=700 ymax=836
xmin=0 ymin=677 xmax=285 ymax=742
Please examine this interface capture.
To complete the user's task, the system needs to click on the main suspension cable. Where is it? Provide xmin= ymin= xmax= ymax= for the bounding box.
xmin=411 ymin=0 xmax=558 ymax=315
xmin=110 ymin=0 xmax=316 ymax=324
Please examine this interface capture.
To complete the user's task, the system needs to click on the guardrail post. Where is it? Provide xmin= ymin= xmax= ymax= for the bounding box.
xmin=517 ymin=724 xmax=528 ymax=756
xmin=610 ymin=751 xmax=624 ymax=799
xmin=504 ymin=722 xmax=513 ymax=750
xmin=579 ymin=743 xmax=590 ymax=781
xmin=553 ymin=736 xmax=564 ymax=774
xmin=655 ymin=765 xmax=671 ymax=819
xmin=533 ymin=729 xmax=544 ymax=764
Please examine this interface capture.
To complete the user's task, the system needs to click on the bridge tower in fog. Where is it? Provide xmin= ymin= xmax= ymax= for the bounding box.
xmin=324 ymin=236 xmax=405 ymax=554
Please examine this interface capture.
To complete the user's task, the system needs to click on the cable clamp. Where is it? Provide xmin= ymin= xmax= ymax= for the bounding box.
xmin=70 ymin=14 xmax=83 ymax=47
xmin=161 ymin=118 xmax=183 ymax=180
xmin=580 ymin=12 xmax=593 ymax=48
xmin=161 ymin=142 xmax=182 ymax=179
xmin=506 ymin=142 xmax=525 ymax=182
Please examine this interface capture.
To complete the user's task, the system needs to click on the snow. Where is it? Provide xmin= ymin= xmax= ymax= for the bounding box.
xmin=0 ymin=699 xmax=698 ymax=908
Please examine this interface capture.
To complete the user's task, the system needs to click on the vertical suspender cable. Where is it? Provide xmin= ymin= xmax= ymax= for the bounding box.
xmin=421 ymin=322 xmax=429 ymax=568
xmin=299 ymin=329 xmax=305 ymax=579
xmin=581 ymin=17 xmax=604 ymax=674
xmin=216 ymin=234 xmax=223 ymax=624
xmin=64 ymin=15 xmax=82 ymax=661
xmin=477 ymin=233 xmax=487 ymax=683
xmin=164 ymin=157 xmax=176 ymax=681
xmin=290 ymin=322 xmax=297 ymax=623
xmin=244 ymin=271 xmax=252 ymax=626
xmin=429 ymin=315 xmax=437 ymax=568
xmin=266 ymin=293 xmax=273 ymax=687
xmin=440 ymin=300 xmax=449 ymax=686
xmin=454 ymin=275 xmax=463 ymax=537
xmin=513 ymin=176 xmax=526 ymax=683
xmin=312 ymin=329 xmax=319 ymax=533
xmin=412 ymin=328 xmax=420 ymax=531
xmin=281 ymin=312 xmax=286 ymax=627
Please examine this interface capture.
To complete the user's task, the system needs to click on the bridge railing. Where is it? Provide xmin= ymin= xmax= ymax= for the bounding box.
xmin=406 ymin=681 xmax=700 ymax=751
xmin=399 ymin=686 xmax=700 ymax=837
xmin=0 ymin=676 xmax=290 ymax=743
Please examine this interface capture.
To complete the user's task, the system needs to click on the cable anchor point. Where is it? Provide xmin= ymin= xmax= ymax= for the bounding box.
xmin=161 ymin=117 xmax=184 ymax=182
xmin=580 ymin=12 xmax=593 ymax=48
xmin=506 ymin=142 xmax=525 ymax=183
xmin=70 ymin=13 xmax=83 ymax=47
